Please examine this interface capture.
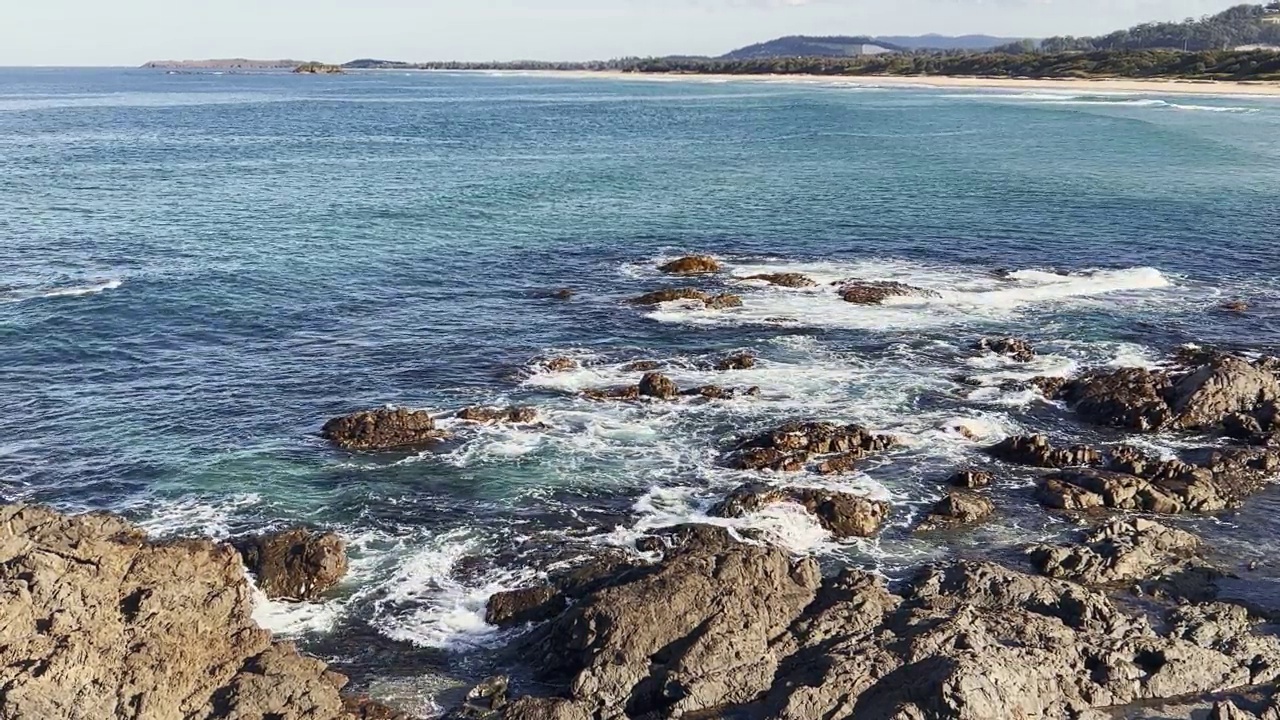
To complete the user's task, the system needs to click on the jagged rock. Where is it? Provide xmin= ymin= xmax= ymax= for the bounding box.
xmin=457 ymin=406 xmax=538 ymax=424
xmin=658 ymin=255 xmax=721 ymax=275
xmin=1061 ymin=367 xmax=1175 ymax=431
xmin=580 ymin=385 xmax=640 ymax=402
xmin=638 ymin=372 xmax=679 ymax=400
xmin=744 ymin=273 xmax=816 ymax=288
xmin=814 ymin=450 xmax=871 ymax=475
xmin=976 ymin=337 xmax=1036 ymax=362
xmin=709 ymin=483 xmax=889 ymax=538
xmin=321 ymin=407 xmax=447 ymax=451
xmin=485 ymin=536 xmax=1280 ymax=720
xmin=1030 ymin=518 xmax=1205 ymax=586
xmin=629 ymin=288 xmax=709 ymax=305
xmin=485 ymin=586 xmax=566 ymax=627
xmin=729 ymin=421 xmax=899 ymax=471
xmin=620 ymin=360 xmax=661 ymax=372
xmin=1169 ymin=357 xmax=1280 ymax=431
xmin=704 ymin=293 xmax=742 ymax=310
xmin=716 ymin=352 xmax=756 ymax=371
xmin=733 ymin=447 xmax=807 ymax=472
xmin=0 ymin=504 xmax=385 ymax=720
xmin=988 ymin=434 xmax=1103 ymax=468
xmin=949 ymin=468 xmax=994 ymax=489
xmin=346 ymin=695 xmax=416 ymax=719
xmin=538 ymin=356 xmax=578 ymax=373
xmin=1031 ymin=375 xmax=1069 ymax=398
xmin=235 ymin=528 xmax=348 ymax=601
xmin=837 ymin=280 xmax=940 ymax=305
xmin=917 ymin=491 xmax=995 ymax=532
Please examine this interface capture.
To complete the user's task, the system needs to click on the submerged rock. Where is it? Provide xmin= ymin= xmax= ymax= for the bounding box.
xmin=0 ymin=504 xmax=395 ymax=720
xmin=658 ymin=255 xmax=721 ymax=275
xmin=549 ymin=288 xmax=575 ymax=300
xmin=680 ymin=384 xmax=761 ymax=400
xmin=456 ymin=406 xmax=538 ymax=424
xmin=629 ymin=287 xmax=709 ymax=305
xmin=236 ymin=528 xmax=348 ymax=602
xmin=744 ymin=272 xmax=816 ymax=288
xmin=837 ymin=280 xmax=939 ymax=305
xmin=620 ymin=360 xmax=661 ymax=372
xmin=975 ymin=336 xmax=1036 ymax=362
xmin=537 ymin=356 xmax=578 ymax=372
xmin=321 ymin=407 xmax=447 ymax=451
xmin=581 ymin=385 xmax=641 ymax=402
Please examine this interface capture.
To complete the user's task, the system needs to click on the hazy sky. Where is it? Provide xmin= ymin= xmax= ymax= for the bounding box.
xmin=2 ymin=0 xmax=1240 ymax=66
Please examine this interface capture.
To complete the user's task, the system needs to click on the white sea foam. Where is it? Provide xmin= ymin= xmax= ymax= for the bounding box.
xmin=2 ymin=278 xmax=124 ymax=303
xmin=131 ymin=492 xmax=262 ymax=538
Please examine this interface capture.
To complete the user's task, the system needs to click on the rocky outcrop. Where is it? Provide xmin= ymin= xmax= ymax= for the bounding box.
xmin=744 ymin=272 xmax=816 ymax=288
xmin=235 ymin=529 xmax=348 ymax=601
xmin=638 ymin=372 xmax=679 ymax=400
xmin=629 ymin=288 xmax=709 ymax=305
xmin=1054 ymin=356 xmax=1280 ymax=433
xmin=658 ymin=255 xmax=721 ymax=275
xmin=537 ymin=356 xmax=578 ymax=372
xmin=716 ymin=352 xmax=756 ymax=371
xmin=728 ymin=421 xmax=899 ymax=472
xmin=703 ymin=293 xmax=742 ymax=310
xmin=987 ymin=434 xmax=1103 ymax=468
xmin=975 ymin=336 xmax=1036 ymax=362
xmin=916 ymin=491 xmax=995 ymax=532
xmin=484 ymin=527 xmax=1280 ymax=720
xmin=1036 ymin=444 xmax=1279 ymax=515
xmin=949 ymin=468 xmax=994 ymax=489
xmin=620 ymin=360 xmax=661 ymax=372
xmin=710 ymin=482 xmax=890 ymax=539
xmin=837 ymin=281 xmax=940 ymax=305
xmin=321 ymin=408 xmax=447 ymax=451
xmin=680 ymin=384 xmax=761 ymax=400
xmin=0 ymin=504 xmax=400 ymax=720
xmin=456 ymin=406 xmax=538 ymax=424
xmin=581 ymin=385 xmax=641 ymax=402
xmin=485 ymin=586 xmax=566 ymax=627
xmin=1030 ymin=518 xmax=1205 ymax=587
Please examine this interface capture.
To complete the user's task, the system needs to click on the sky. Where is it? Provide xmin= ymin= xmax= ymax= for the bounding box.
xmin=0 ymin=0 xmax=1245 ymax=66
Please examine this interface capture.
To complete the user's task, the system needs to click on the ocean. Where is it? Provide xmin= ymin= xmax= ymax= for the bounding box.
xmin=2 ymin=67 xmax=1279 ymax=714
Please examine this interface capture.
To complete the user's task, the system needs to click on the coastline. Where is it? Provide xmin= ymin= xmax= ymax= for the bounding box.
xmin=496 ymin=68 xmax=1280 ymax=97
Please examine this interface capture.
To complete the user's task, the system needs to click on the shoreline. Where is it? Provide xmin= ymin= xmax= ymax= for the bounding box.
xmin=485 ymin=68 xmax=1280 ymax=97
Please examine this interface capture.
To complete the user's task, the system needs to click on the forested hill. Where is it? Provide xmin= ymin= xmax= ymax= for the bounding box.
xmin=721 ymin=35 xmax=1025 ymax=58
xmin=1040 ymin=3 xmax=1280 ymax=52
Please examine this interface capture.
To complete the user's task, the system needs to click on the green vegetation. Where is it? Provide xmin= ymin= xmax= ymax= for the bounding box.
xmin=620 ymin=49 xmax=1280 ymax=81
xmin=1039 ymin=3 xmax=1280 ymax=52
xmin=293 ymin=62 xmax=345 ymax=74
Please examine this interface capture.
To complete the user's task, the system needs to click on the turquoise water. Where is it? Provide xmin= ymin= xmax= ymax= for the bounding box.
xmin=2 ymin=68 xmax=1279 ymax=711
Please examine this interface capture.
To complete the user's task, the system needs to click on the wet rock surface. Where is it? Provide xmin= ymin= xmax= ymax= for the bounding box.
xmin=916 ymin=491 xmax=995 ymax=532
xmin=710 ymin=482 xmax=891 ymax=539
xmin=322 ymin=408 xmax=448 ymax=451
xmin=728 ymin=421 xmax=900 ymax=472
xmin=988 ymin=434 xmax=1104 ymax=468
xmin=235 ymin=528 xmax=349 ymax=601
xmin=948 ymin=468 xmax=994 ymax=488
xmin=703 ymin=293 xmax=742 ymax=310
xmin=629 ymin=287 xmax=709 ymax=305
xmin=1030 ymin=518 xmax=1207 ymax=587
xmin=975 ymin=336 xmax=1037 ymax=362
xmin=0 ymin=504 xmax=400 ymax=720
xmin=716 ymin=352 xmax=757 ymax=371
xmin=744 ymin=272 xmax=816 ymax=287
xmin=657 ymin=255 xmax=721 ymax=275
xmin=837 ymin=280 xmax=940 ymax=304
xmin=457 ymin=406 xmax=539 ymax=424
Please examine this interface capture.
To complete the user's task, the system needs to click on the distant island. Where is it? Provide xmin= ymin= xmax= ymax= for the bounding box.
xmin=141 ymin=58 xmax=305 ymax=70
xmin=293 ymin=62 xmax=344 ymax=74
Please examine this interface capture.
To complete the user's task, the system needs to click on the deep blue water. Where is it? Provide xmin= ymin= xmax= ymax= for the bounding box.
xmin=2 ymin=68 xmax=1279 ymax=712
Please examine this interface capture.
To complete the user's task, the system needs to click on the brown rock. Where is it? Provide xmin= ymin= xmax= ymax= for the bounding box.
xmin=744 ymin=273 xmax=816 ymax=288
xmin=630 ymin=287 xmax=710 ymax=305
xmin=1168 ymin=356 xmax=1280 ymax=431
xmin=638 ymin=372 xmax=680 ymax=400
xmin=539 ymin=356 xmax=578 ymax=372
xmin=1031 ymin=375 xmax=1068 ymax=398
xmin=704 ymin=293 xmax=742 ymax=310
xmin=916 ymin=491 xmax=995 ymax=532
xmin=621 ymin=360 xmax=661 ymax=372
xmin=949 ymin=468 xmax=994 ymax=489
xmin=485 ymin=586 xmax=567 ymax=627
xmin=456 ymin=406 xmax=538 ymax=424
xmin=716 ymin=352 xmax=757 ymax=371
xmin=987 ymin=434 xmax=1103 ymax=468
xmin=1029 ymin=518 xmax=1205 ymax=587
xmin=1221 ymin=300 xmax=1249 ymax=313
xmin=658 ymin=255 xmax=721 ymax=275
xmin=236 ymin=529 xmax=348 ymax=601
xmin=0 ymin=504 xmax=374 ymax=720
xmin=975 ymin=337 xmax=1036 ymax=362
xmin=709 ymin=483 xmax=889 ymax=539
xmin=1061 ymin=366 xmax=1175 ymax=431
xmin=837 ymin=281 xmax=940 ymax=305
xmin=550 ymin=289 xmax=575 ymax=301
xmin=321 ymin=407 xmax=446 ymax=451
xmin=581 ymin=385 xmax=641 ymax=402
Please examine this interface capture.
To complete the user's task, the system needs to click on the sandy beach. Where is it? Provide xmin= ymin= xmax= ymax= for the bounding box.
xmin=531 ymin=69 xmax=1280 ymax=97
